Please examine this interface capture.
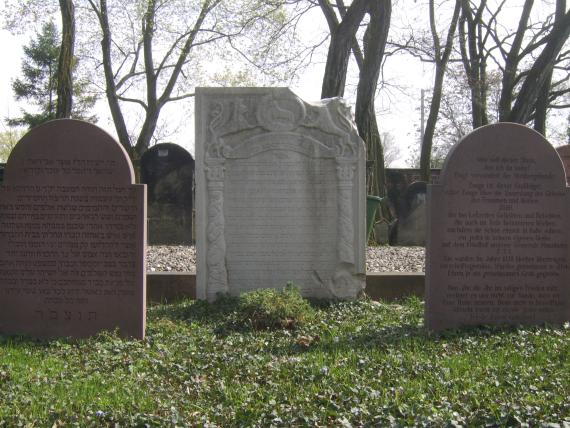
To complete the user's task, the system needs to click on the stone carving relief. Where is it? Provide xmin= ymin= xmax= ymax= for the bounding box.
xmin=196 ymin=88 xmax=365 ymax=301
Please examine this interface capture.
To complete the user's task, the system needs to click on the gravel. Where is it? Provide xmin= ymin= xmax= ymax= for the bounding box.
xmin=146 ymin=245 xmax=425 ymax=273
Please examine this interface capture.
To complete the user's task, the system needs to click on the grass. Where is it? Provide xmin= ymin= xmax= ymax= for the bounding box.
xmin=0 ymin=291 xmax=569 ymax=426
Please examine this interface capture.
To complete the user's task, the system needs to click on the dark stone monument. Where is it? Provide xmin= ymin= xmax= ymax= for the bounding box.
xmin=0 ymin=119 xmax=146 ymax=339
xmin=140 ymin=143 xmax=194 ymax=245
xmin=426 ymin=123 xmax=570 ymax=331
xmin=396 ymin=181 xmax=427 ymax=246
xmin=386 ymin=170 xmax=427 ymax=246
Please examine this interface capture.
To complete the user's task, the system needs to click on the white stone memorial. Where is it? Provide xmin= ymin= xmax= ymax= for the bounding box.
xmin=196 ymin=88 xmax=366 ymax=301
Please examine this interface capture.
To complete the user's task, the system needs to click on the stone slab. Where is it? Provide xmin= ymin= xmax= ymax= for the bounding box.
xmin=0 ymin=119 xmax=146 ymax=339
xmin=196 ymin=88 xmax=366 ymax=301
xmin=145 ymin=272 xmax=423 ymax=304
xmin=147 ymin=272 xmax=196 ymax=304
xmin=426 ymin=123 xmax=570 ymax=331
xmin=140 ymin=143 xmax=195 ymax=245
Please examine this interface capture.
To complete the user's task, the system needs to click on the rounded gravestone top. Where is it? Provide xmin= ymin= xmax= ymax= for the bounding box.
xmin=440 ymin=123 xmax=566 ymax=188
xmin=556 ymin=145 xmax=570 ymax=183
xmin=140 ymin=143 xmax=194 ymax=180
xmin=4 ymin=119 xmax=134 ymax=185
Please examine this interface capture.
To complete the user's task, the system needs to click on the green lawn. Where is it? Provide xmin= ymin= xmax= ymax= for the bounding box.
xmin=0 ymin=293 xmax=569 ymax=426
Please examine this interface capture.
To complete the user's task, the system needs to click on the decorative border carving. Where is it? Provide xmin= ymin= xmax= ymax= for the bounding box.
xmin=201 ymin=89 xmax=364 ymax=300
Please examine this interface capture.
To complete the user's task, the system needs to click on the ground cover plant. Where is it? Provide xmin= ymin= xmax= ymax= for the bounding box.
xmin=0 ymin=288 xmax=569 ymax=426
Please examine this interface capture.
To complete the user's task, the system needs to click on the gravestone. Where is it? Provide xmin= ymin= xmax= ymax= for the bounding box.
xmin=556 ymin=145 xmax=570 ymax=184
xmin=395 ymin=181 xmax=427 ymax=246
xmin=140 ymin=143 xmax=195 ymax=245
xmin=426 ymin=123 xmax=570 ymax=331
xmin=0 ymin=119 xmax=146 ymax=339
xmin=196 ymin=88 xmax=366 ymax=301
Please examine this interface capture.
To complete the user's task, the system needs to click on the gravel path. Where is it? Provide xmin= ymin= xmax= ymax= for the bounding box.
xmin=146 ymin=246 xmax=425 ymax=273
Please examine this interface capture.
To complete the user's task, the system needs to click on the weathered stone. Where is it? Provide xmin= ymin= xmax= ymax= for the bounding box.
xmin=426 ymin=123 xmax=570 ymax=331
xmin=396 ymin=181 xmax=427 ymax=246
xmin=0 ymin=119 xmax=146 ymax=339
xmin=140 ymin=143 xmax=195 ymax=245
xmin=195 ymin=88 xmax=366 ymax=301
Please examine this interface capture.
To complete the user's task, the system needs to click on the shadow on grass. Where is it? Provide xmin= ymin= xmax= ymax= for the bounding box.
xmin=149 ymin=296 xmax=239 ymax=324
xmin=150 ymin=296 xmax=535 ymax=356
xmin=0 ymin=334 xmax=54 ymax=347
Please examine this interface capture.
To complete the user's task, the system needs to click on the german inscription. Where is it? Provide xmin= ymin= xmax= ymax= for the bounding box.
xmin=426 ymin=123 xmax=570 ymax=331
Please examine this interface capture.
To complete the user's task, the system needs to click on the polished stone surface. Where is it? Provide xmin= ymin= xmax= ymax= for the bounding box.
xmin=426 ymin=123 xmax=570 ymax=331
xmin=0 ymin=119 xmax=146 ymax=339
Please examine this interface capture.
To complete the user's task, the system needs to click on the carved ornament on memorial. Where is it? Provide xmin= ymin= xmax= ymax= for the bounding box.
xmin=0 ymin=119 xmax=146 ymax=339
xmin=426 ymin=123 xmax=570 ymax=331
xmin=195 ymin=88 xmax=366 ymax=301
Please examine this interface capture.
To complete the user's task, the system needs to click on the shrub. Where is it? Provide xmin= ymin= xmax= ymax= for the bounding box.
xmin=235 ymin=283 xmax=315 ymax=330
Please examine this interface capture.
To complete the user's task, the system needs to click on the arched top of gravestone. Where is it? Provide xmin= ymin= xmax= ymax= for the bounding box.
xmin=4 ymin=119 xmax=134 ymax=185
xmin=140 ymin=143 xmax=194 ymax=182
xmin=556 ymin=145 xmax=570 ymax=179
xmin=439 ymin=122 xmax=566 ymax=188
xmin=142 ymin=143 xmax=194 ymax=164
xmin=556 ymin=144 xmax=570 ymax=157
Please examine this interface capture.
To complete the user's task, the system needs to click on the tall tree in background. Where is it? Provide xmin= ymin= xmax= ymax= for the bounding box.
xmin=458 ymin=0 xmax=489 ymax=129
xmin=9 ymin=20 xmax=95 ymax=129
xmin=507 ymin=0 xmax=570 ymax=127
xmin=319 ymin=0 xmax=391 ymax=197
xmin=419 ymin=0 xmax=460 ymax=182
xmin=459 ymin=0 xmax=570 ymax=131
xmin=9 ymin=21 xmax=60 ymax=128
xmin=55 ymin=0 xmax=75 ymax=118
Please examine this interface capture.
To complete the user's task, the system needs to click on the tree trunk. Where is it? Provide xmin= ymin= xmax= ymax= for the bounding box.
xmin=420 ymin=0 xmax=461 ymax=182
xmin=509 ymin=9 xmax=570 ymax=124
xmin=354 ymin=0 xmax=391 ymax=197
xmin=534 ymin=0 xmax=566 ymax=134
xmin=56 ymin=0 xmax=75 ymax=119
xmin=533 ymin=68 xmax=552 ymax=135
xmin=89 ymin=0 xmax=131 ymax=151
xmin=319 ymin=0 xmax=370 ymax=99
xmin=498 ymin=0 xmax=534 ymax=122
xmin=459 ymin=0 xmax=488 ymax=129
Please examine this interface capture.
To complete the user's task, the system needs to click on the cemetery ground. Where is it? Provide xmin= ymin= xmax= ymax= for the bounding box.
xmin=0 ymin=289 xmax=569 ymax=426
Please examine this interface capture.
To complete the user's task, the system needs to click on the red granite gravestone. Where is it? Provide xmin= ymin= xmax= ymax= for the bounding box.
xmin=556 ymin=145 xmax=570 ymax=185
xmin=426 ymin=123 xmax=570 ymax=331
xmin=0 ymin=119 xmax=146 ymax=339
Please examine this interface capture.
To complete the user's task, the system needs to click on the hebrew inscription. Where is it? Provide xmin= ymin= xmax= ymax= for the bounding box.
xmin=0 ymin=120 xmax=146 ymax=339
xmin=426 ymin=123 xmax=570 ymax=331
xmin=196 ymin=88 xmax=366 ymax=301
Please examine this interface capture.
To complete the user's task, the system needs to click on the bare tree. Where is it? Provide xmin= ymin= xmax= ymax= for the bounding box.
xmin=318 ymin=0 xmax=392 ymax=196
xmin=458 ymin=0 xmax=490 ymax=128
xmin=507 ymin=0 xmax=570 ymax=126
xmin=459 ymin=0 xmax=570 ymax=131
xmin=419 ymin=0 xmax=460 ymax=182
xmin=84 ymin=0 xmax=312 ymax=175
xmin=55 ymin=0 xmax=75 ymax=118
